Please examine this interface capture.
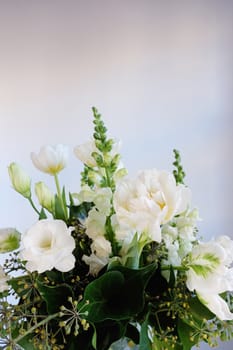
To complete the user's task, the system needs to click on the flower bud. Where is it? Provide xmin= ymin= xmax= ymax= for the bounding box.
xmin=0 ymin=228 xmax=21 ymax=253
xmin=35 ymin=182 xmax=55 ymax=213
xmin=8 ymin=163 xmax=31 ymax=198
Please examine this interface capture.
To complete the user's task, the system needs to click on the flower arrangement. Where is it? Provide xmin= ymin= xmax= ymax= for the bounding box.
xmin=1 ymin=107 xmax=233 ymax=350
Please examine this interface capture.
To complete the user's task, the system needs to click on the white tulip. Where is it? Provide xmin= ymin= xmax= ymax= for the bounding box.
xmin=31 ymin=144 xmax=69 ymax=175
xmin=20 ymin=219 xmax=75 ymax=273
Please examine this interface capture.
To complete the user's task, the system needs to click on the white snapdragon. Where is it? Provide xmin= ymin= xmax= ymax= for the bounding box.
xmin=0 ymin=266 xmax=9 ymax=293
xmin=20 ymin=219 xmax=75 ymax=273
xmin=74 ymin=140 xmax=98 ymax=167
xmin=82 ymin=254 xmax=109 ymax=276
xmin=31 ymin=144 xmax=69 ymax=175
xmin=77 ymin=186 xmax=112 ymax=216
xmin=113 ymin=169 xmax=190 ymax=243
xmin=186 ymin=237 xmax=233 ymax=320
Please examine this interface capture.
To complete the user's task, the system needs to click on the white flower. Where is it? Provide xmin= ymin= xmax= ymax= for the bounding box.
xmin=0 ymin=228 xmax=21 ymax=253
xmin=31 ymin=144 xmax=69 ymax=175
xmin=0 ymin=266 xmax=9 ymax=293
xmin=8 ymin=163 xmax=31 ymax=198
xmin=82 ymin=253 xmax=109 ymax=276
xmin=186 ymin=238 xmax=233 ymax=320
xmin=85 ymin=208 xmax=106 ymax=240
xmin=20 ymin=219 xmax=75 ymax=273
xmin=35 ymin=182 xmax=55 ymax=212
xmin=74 ymin=140 xmax=98 ymax=167
xmin=77 ymin=185 xmax=112 ymax=216
xmin=91 ymin=236 xmax=112 ymax=258
xmin=113 ymin=169 xmax=190 ymax=242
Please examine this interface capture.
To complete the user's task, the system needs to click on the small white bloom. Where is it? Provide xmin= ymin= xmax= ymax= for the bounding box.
xmin=0 ymin=228 xmax=20 ymax=253
xmin=74 ymin=140 xmax=98 ymax=167
xmin=82 ymin=253 xmax=109 ymax=276
xmin=0 ymin=266 xmax=9 ymax=293
xmin=8 ymin=163 xmax=31 ymax=198
xmin=35 ymin=182 xmax=55 ymax=212
xmin=85 ymin=208 xmax=106 ymax=239
xmin=186 ymin=239 xmax=233 ymax=320
xmin=31 ymin=144 xmax=69 ymax=175
xmin=113 ymin=169 xmax=191 ymax=242
xmin=77 ymin=186 xmax=112 ymax=216
xmin=20 ymin=219 xmax=75 ymax=273
xmin=91 ymin=236 xmax=112 ymax=258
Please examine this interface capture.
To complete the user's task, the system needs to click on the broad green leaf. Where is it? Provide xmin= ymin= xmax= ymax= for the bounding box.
xmin=80 ymin=263 xmax=156 ymax=323
xmin=37 ymin=278 xmax=73 ymax=313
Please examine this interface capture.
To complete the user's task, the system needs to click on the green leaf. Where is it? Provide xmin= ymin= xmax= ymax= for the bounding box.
xmin=39 ymin=207 xmax=47 ymax=219
xmin=188 ymin=296 xmax=215 ymax=324
xmin=36 ymin=278 xmax=73 ymax=313
xmin=177 ymin=318 xmax=197 ymax=350
xmin=139 ymin=313 xmax=152 ymax=350
xmin=80 ymin=264 xmax=156 ymax=323
xmin=54 ymin=194 xmax=66 ymax=220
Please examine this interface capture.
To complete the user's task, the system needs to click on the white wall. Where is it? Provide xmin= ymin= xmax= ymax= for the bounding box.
xmin=0 ymin=1 xmax=232 ymax=348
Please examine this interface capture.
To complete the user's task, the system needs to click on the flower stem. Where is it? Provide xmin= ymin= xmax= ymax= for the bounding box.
xmin=13 ymin=312 xmax=60 ymax=344
xmin=28 ymin=197 xmax=40 ymax=215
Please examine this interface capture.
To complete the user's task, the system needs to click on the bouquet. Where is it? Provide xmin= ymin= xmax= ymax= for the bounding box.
xmin=1 ymin=107 xmax=233 ymax=350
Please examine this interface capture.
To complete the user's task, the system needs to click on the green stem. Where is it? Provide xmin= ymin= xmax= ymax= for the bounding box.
xmin=13 ymin=312 xmax=60 ymax=344
xmin=28 ymin=197 xmax=40 ymax=215
xmin=161 ymin=265 xmax=188 ymax=272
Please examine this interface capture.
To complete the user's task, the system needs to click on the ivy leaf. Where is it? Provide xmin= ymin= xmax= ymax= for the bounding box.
xmin=80 ymin=264 xmax=156 ymax=323
xmin=139 ymin=313 xmax=152 ymax=350
xmin=36 ymin=278 xmax=73 ymax=314
xmin=177 ymin=318 xmax=197 ymax=350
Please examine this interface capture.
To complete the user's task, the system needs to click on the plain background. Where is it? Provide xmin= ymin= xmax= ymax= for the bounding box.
xmin=0 ymin=1 xmax=232 ymax=349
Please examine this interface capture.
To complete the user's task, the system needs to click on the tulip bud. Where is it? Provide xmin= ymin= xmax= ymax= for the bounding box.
xmin=35 ymin=182 xmax=55 ymax=213
xmin=8 ymin=163 xmax=31 ymax=198
xmin=0 ymin=228 xmax=20 ymax=253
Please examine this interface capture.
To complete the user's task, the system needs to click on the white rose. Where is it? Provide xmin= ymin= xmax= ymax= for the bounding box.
xmin=31 ymin=144 xmax=69 ymax=175
xmin=113 ymin=169 xmax=190 ymax=242
xmin=20 ymin=219 xmax=75 ymax=273
xmin=0 ymin=266 xmax=9 ymax=293
xmin=186 ymin=238 xmax=233 ymax=320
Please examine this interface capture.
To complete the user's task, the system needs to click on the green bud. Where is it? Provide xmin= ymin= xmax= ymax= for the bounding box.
xmin=8 ymin=162 xmax=31 ymax=198
xmin=35 ymin=181 xmax=55 ymax=213
xmin=0 ymin=228 xmax=21 ymax=253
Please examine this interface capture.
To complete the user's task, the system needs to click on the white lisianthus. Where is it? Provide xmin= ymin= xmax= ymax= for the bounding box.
xmin=20 ymin=219 xmax=75 ymax=273
xmin=35 ymin=182 xmax=55 ymax=213
xmin=113 ymin=169 xmax=191 ymax=242
xmin=31 ymin=144 xmax=69 ymax=175
xmin=8 ymin=163 xmax=31 ymax=198
xmin=186 ymin=238 xmax=233 ymax=320
xmin=0 ymin=228 xmax=21 ymax=253
xmin=0 ymin=266 xmax=9 ymax=293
